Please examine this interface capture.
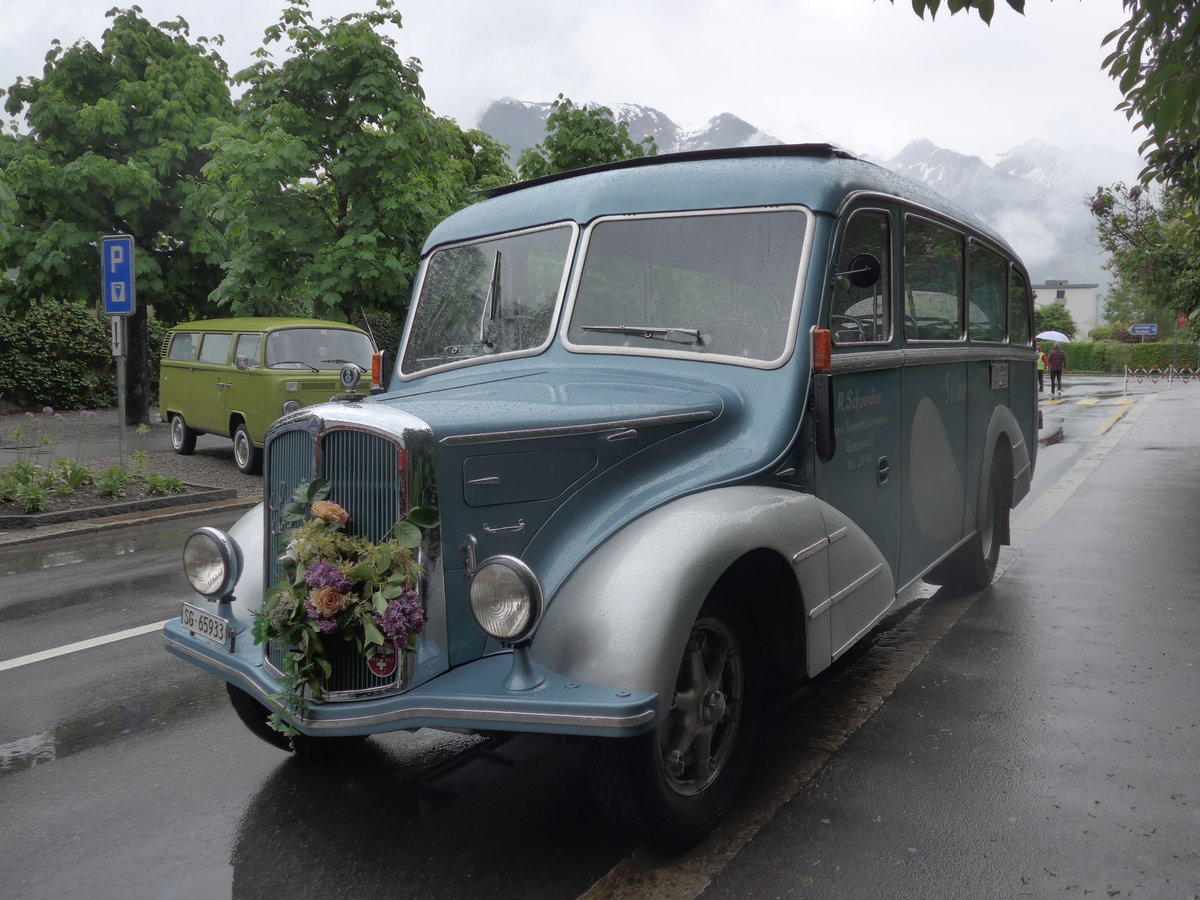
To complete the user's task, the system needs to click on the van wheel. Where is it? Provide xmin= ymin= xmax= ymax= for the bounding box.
xmin=169 ymin=414 xmax=197 ymax=455
xmin=232 ymin=423 xmax=262 ymax=475
xmin=226 ymin=684 xmax=366 ymax=760
xmin=589 ymin=593 xmax=759 ymax=851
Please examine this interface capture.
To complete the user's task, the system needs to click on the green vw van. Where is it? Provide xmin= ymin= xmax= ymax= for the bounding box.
xmin=159 ymin=317 xmax=378 ymax=473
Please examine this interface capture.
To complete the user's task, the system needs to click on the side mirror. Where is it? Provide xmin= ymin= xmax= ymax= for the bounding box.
xmin=836 ymin=253 xmax=882 ymax=289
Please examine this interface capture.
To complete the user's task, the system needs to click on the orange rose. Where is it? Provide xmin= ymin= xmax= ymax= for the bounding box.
xmin=310 ymin=586 xmax=346 ymax=616
xmin=311 ymin=500 xmax=349 ymax=527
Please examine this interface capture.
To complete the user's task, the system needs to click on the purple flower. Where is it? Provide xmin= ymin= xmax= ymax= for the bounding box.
xmin=374 ymin=589 xmax=426 ymax=648
xmin=41 ymin=406 xmax=53 ymax=414
xmin=304 ymin=561 xmax=351 ymax=592
xmin=79 ymin=410 xmax=97 ymax=419
xmin=304 ymin=600 xmax=340 ymax=633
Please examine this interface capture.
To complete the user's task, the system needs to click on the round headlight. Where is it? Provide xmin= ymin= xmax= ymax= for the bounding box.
xmin=281 ymin=399 xmax=301 ymax=415
xmin=183 ymin=527 xmax=242 ymax=599
xmin=469 ymin=556 xmax=543 ymax=643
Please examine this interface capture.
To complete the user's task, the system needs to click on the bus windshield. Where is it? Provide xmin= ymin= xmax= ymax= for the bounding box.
xmin=566 ymin=208 xmax=807 ymax=363
xmin=401 ymin=224 xmax=574 ymax=375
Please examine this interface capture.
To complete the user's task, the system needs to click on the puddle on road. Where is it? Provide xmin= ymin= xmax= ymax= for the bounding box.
xmin=0 ymin=671 xmax=224 ymax=777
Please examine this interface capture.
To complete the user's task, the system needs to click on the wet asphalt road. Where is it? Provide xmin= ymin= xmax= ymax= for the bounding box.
xmin=1 ymin=376 xmax=1197 ymax=899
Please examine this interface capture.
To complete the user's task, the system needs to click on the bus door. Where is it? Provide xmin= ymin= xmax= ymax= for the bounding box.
xmin=898 ymin=216 xmax=968 ymax=587
xmin=815 ymin=205 xmax=902 ymax=654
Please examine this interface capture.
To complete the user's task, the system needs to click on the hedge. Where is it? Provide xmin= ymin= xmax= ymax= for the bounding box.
xmin=0 ymin=302 xmax=167 ymax=412
xmin=1058 ymin=340 xmax=1200 ymax=374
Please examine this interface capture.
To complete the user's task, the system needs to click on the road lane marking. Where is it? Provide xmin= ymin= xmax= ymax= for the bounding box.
xmin=1093 ymin=397 xmax=1137 ymax=436
xmin=0 ymin=619 xmax=173 ymax=673
xmin=1077 ymin=398 xmax=1100 ymax=405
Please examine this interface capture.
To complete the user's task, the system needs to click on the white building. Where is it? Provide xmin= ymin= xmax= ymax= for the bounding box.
xmin=1032 ymin=279 xmax=1101 ymax=339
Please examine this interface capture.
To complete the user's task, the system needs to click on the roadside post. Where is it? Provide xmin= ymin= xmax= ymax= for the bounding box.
xmin=101 ymin=234 xmax=136 ymax=465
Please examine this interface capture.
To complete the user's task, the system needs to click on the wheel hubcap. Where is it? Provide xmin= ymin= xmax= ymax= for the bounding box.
xmin=659 ymin=617 xmax=742 ymax=796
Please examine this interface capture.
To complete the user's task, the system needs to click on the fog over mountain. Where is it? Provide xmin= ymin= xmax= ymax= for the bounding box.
xmin=478 ymin=98 xmax=1131 ymax=294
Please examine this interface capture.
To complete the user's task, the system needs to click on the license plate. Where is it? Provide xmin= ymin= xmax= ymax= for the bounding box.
xmin=180 ymin=602 xmax=228 ymax=647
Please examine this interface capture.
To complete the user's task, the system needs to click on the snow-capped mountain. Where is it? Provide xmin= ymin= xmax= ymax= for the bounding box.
xmin=477 ymin=98 xmax=783 ymax=163
xmin=476 ymin=98 xmax=1129 ymax=292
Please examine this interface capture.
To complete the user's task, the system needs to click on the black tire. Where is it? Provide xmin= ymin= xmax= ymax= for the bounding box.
xmin=589 ymin=593 xmax=760 ymax=851
xmin=226 ymin=683 xmax=366 ymax=760
xmin=232 ymin=422 xmax=262 ymax=475
xmin=932 ymin=468 xmax=1006 ymax=592
xmin=169 ymin=413 xmax=197 ymax=455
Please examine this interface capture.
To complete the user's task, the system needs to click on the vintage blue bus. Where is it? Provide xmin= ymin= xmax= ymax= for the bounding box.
xmin=165 ymin=144 xmax=1037 ymax=849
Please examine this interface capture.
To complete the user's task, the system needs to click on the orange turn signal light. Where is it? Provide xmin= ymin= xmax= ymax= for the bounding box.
xmin=371 ymin=350 xmax=386 ymax=388
xmin=811 ymin=326 xmax=832 ymax=372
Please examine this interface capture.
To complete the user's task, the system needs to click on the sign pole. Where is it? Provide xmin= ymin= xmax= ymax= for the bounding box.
xmin=101 ymin=234 xmax=136 ymax=467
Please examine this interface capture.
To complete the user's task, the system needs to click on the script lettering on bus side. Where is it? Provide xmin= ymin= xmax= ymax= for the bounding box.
xmin=833 ymin=386 xmax=891 ymax=472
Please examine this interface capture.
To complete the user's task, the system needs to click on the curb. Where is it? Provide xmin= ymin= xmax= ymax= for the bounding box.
xmin=0 ymin=494 xmax=261 ymax=547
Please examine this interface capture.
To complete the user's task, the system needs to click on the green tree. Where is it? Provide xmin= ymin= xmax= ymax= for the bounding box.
xmin=1090 ymin=182 xmax=1200 ymax=324
xmin=205 ymin=1 xmax=510 ymax=323
xmin=0 ymin=9 xmax=233 ymax=422
xmin=517 ymin=95 xmax=657 ymax=180
xmin=894 ymin=2 xmax=1200 ymax=201
xmin=1033 ymin=302 xmax=1077 ymax=339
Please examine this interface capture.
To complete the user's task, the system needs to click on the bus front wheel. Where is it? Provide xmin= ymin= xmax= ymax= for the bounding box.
xmin=589 ymin=593 xmax=760 ymax=851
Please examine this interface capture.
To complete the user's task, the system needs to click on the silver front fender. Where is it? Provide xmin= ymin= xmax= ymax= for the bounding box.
xmin=531 ymin=485 xmax=891 ymax=705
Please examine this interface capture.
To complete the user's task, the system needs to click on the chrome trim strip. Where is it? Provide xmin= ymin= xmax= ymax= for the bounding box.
xmin=303 ymin=705 xmax=657 ymax=732
xmin=829 ymin=350 xmax=903 ymax=374
xmin=830 ymin=345 xmax=1037 ymax=376
xmin=828 ymin=526 xmax=849 ymax=544
xmin=440 ymin=410 xmax=715 ymax=445
xmin=1014 ymin=460 xmax=1031 ymax=482
xmin=792 ymin=536 xmax=829 ymax=564
xmin=467 ymin=476 xmax=501 ymax=485
xmin=808 ymin=597 xmax=832 ymax=619
xmin=829 ymin=562 xmax=886 ymax=605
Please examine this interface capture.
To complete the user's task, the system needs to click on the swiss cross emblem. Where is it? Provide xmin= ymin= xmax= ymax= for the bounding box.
xmin=367 ymin=646 xmax=398 ymax=678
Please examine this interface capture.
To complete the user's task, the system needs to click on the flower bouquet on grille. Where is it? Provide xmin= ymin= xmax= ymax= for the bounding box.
xmin=252 ymin=479 xmax=435 ymax=734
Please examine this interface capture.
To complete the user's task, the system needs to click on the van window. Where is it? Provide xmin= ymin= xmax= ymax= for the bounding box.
xmin=1009 ymin=270 xmax=1032 ymax=345
xmin=235 ymin=334 xmax=261 ymax=369
xmin=199 ymin=333 xmax=232 ymax=365
xmin=167 ymin=332 xmax=199 ymax=361
xmin=968 ymin=242 xmax=1006 ymax=343
xmin=904 ymin=217 xmax=963 ymax=341
xmin=831 ymin=210 xmax=891 ymax=344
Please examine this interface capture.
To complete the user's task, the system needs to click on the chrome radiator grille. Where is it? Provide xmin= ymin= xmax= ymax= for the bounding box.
xmin=264 ymin=421 xmax=409 ymax=699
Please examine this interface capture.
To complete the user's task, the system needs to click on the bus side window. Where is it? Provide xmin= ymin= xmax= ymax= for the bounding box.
xmin=904 ymin=217 xmax=963 ymax=341
xmin=968 ymin=242 xmax=1006 ymax=342
xmin=1009 ymin=268 xmax=1032 ymax=344
xmin=830 ymin=210 xmax=891 ymax=345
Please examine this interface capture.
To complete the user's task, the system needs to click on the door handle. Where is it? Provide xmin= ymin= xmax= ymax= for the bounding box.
xmin=877 ymin=457 xmax=891 ymax=486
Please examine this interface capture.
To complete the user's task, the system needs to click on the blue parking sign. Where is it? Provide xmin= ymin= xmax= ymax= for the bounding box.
xmin=101 ymin=234 xmax=136 ymax=316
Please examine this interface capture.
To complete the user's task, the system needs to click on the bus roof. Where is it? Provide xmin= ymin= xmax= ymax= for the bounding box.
xmin=424 ymin=143 xmax=1018 ymax=259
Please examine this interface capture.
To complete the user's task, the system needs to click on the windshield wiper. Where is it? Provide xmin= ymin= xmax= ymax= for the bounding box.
xmin=580 ymin=324 xmax=704 ymax=345
xmin=271 ymin=360 xmax=320 ymax=372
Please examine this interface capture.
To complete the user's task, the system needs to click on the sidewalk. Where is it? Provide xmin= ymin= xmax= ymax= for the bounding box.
xmin=701 ymin=383 xmax=1200 ymax=896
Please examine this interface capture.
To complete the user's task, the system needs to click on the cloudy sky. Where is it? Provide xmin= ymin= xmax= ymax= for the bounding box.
xmin=1 ymin=0 xmax=1144 ymax=181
